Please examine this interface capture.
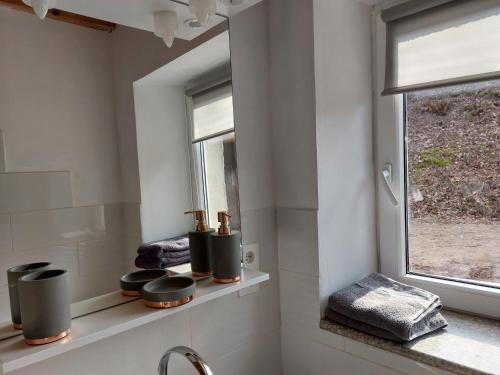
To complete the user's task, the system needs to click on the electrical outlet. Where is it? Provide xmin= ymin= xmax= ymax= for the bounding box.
xmin=242 ymin=242 xmax=259 ymax=270
xmin=239 ymin=243 xmax=260 ymax=297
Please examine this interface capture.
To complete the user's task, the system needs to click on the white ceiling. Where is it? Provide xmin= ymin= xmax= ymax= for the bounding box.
xmin=53 ymin=0 xmax=262 ymax=40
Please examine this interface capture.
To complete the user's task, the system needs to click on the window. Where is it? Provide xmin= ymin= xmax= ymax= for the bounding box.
xmin=376 ymin=0 xmax=500 ymax=318
xmin=405 ymin=82 xmax=500 ymax=288
xmin=187 ymin=82 xmax=241 ymax=230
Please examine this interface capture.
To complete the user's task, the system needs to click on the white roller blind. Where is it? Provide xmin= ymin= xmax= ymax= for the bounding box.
xmin=383 ymin=0 xmax=500 ymax=95
xmin=192 ymin=84 xmax=234 ymax=142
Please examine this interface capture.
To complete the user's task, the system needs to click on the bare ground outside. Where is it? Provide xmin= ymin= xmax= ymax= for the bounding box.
xmin=409 ymin=222 xmax=500 ymax=285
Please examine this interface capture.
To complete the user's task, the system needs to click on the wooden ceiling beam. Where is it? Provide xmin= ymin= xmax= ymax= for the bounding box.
xmin=0 ymin=0 xmax=116 ymax=32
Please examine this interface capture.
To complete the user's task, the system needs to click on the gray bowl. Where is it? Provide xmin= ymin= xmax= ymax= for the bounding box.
xmin=143 ymin=276 xmax=195 ymax=309
xmin=120 ymin=269 xmax=169 ymax=296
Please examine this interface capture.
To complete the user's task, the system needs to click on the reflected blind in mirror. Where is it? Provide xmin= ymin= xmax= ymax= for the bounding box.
xmin=382 ymin=0 xmax=500 ymax=95
xmin=192 ymin=83 xmax=234 ymax=142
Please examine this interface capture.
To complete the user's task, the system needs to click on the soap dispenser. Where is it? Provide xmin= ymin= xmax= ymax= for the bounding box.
xmin=184 ymin=210 xmax=215 ymax=277
xmin=210 ymin=211 xmax=241 ymax=284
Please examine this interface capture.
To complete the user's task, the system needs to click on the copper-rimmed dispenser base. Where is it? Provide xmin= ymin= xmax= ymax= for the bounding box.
xmin=213 ymin=275 xmax=241 ymax=284
xmin=121 ymin=289 xmax=143 ymax=297
xmin=13 ymin=323 xmax=22 ymax=330
xmin=144 ymin=295 xmax=193 ymax=309
xmin=25 ymin=329 xmax=71 ymax=345
xmin=192 ymin=271 xmax=213 ymax=277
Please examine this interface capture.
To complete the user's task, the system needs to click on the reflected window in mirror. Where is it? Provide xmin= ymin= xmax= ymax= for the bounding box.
xmin=187 ymin=82 xmax=241 ymax=231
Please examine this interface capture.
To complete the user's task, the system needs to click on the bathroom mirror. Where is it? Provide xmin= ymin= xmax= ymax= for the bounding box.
xmin=0 ymin=3 xmax=239 ymax=341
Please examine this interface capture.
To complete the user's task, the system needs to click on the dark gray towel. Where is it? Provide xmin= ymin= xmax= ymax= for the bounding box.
xmin=327 ymin=273 xmax=448 ymax=341
xmin=325 ymin=308 xmax=447 ymax=342
xmin=135 ymin=253 xmax=190 ymax=269
xmin=138 ymin=235 xmax=189 ymax=258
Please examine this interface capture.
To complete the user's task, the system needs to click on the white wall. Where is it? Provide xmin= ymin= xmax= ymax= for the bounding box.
xmin=314 ymin=0 xmax=377 ymax=312
xmin=269 ymin=0 xmax=318 ymax=210
xmin=0 ymin=8 xmax=122 ymax=207
xmin=268 ymin=0 xmax=321 ymax=360
xmin=110 ymin=23 xmax=228 ymax=204
xmin=274 ymin=1 xmax=455 ymax=374
xmin=10 ymin=3 xmax=282 ymax=375
xmin=110 ymin=23 xmax=228 ymax=265
xmin=133 ymin=84 xmax=192 ymax=242
xmin=0 ymin=8 xmax=126 ymax=315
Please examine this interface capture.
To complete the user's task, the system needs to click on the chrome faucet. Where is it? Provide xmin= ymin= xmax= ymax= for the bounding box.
xmin=158 ymin=346 xmax=213 ymax=375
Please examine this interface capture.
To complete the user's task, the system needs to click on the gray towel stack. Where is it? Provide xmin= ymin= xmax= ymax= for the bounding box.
xmin=325 ymin=273 xmax=448 ymax=342
xmin=135 ymin=235 xmax=190 ymax=269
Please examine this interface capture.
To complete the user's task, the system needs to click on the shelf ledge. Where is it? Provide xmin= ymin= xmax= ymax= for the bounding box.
xmin=0 ymin=268 xmax=269 ymax=374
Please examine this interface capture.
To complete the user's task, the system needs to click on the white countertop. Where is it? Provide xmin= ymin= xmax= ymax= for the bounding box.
xmin=0 ymin=268 xmax=269 ymax=374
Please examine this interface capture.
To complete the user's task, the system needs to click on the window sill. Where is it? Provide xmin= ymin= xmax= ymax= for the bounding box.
xmin=320 ymin=310 xmax=500 ymax=375
xmin=0 ymin=268 xmax=269 ymax=374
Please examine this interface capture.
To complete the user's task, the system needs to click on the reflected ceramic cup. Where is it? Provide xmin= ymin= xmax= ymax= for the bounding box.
xmin=7 ymin=262 xmax=51 ymax=329
xmin=18 ymin=269 xmax=71 ymax=345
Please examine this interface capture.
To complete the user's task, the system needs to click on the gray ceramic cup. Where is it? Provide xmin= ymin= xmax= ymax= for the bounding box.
xmin=7 ymin=262 xmax=51 ymax=329
xmin=18 ymin=269 xmax=71 ymax=345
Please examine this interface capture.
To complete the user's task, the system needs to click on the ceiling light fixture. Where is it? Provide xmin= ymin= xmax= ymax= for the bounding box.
xmin=153 ymin=11 xmax=178 ymax=48
xmin=22 ymin=0 xmax=56 ymax=20
xmin=189 ymin=0 xmax=216 ymax=28
xmin=184 ymin=18 xmax=203 ymax=30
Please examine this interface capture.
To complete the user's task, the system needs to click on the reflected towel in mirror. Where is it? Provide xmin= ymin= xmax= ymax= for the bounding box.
xmin=137 ymin=235 xmax=189 ymax=258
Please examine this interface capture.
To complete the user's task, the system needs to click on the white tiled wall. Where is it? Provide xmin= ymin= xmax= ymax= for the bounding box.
xmin=0 ymin=203 xmax=128 ymax=317
xmin=282 ymin=328 xmax=403 ymax=375
xmin=270 ymin=1 xmax=457 ymax=374
xmin=10 ymin=304 xmax=283 ymax=375
xmin=6 ymin=3 xmax=282 ymax=375
xmin=9 ymin=311 xmax=193 ymax=375
xmin=0 ymin=172 xmax=72 ymax=213
xmin=277 ymin=209 xmax=319 ymax=277
xmin=7 ymin=204 xmax=281 ymax=375
xmin=0 ymin=8 xmax=132 ymax=322
xmin=207 ymin=329 xmax=282 ymax=375
xmin=0 ymin=9 xmax=122 ymax=208
xmin=0 ymin=214 xmax=11 ymax=253
xmin=12 ymin=205 xmax=110 ymax=250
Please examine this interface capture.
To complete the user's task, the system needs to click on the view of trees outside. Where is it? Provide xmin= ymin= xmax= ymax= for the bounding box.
xmin=407 ymin=80 xmax=500 ymax=286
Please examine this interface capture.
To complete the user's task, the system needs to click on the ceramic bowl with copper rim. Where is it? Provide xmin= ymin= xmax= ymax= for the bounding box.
xmin=142 ymin=276 xmax=195 ymax=309
xmin=120 ymin=269 xmax=170 ymax=297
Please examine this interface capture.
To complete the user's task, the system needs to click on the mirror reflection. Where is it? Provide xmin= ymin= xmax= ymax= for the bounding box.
xmin=0 ymin=3 xmax=238 ymax=341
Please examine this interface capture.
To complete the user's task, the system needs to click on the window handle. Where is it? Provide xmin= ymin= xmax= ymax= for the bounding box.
xmin=381 ymin=163 xmax=399 ymax=206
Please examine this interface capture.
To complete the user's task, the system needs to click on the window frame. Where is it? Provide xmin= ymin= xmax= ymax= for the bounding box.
xmin=374 ymin=7 xmax=500 ymax=319
xmin=185 ymin=79 xmax=236 ymax=228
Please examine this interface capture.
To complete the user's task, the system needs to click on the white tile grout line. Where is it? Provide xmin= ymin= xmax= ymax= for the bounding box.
xmin=3 ymin=202 xmax=131 ymax=215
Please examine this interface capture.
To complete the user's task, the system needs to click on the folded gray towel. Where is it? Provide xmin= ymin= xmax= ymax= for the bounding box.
xmin=327 ymin=273 xmax=448 ymax=341
xmin=325 ymin=308 xmax=447 ymax=342
xmin=135 ymin=253 xmax=190 ymax=269
xmin=138 ymin=235 xmax=189 ymax=258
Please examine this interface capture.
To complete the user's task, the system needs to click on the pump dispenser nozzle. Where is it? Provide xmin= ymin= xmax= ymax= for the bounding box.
xmin=217 ymin=211 xmax=231 ymax=235
xmin=184 ymin=210 xmax=209 ymax=232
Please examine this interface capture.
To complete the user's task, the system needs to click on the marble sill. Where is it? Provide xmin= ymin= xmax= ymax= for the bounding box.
xmin=320 ymin=310 xmax=500 ymax=375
